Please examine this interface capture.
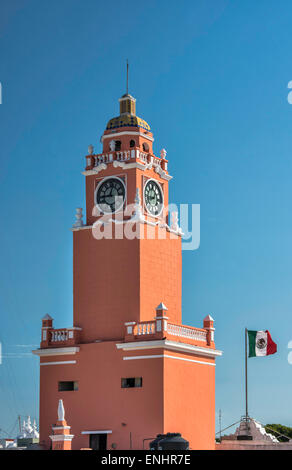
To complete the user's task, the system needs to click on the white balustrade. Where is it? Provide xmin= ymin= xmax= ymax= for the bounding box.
xmin=138 ymin=152 xmax=148 ymax=163
xmin=136 ymin=322 xmax=156 ymax=335
xmin=167 ymin=324 xmax=207 ymax=342
xmin=94 ymin=153 xmax=113 ymax=166
xmin=51 ymin=330 xmax=69 ymax=342
xmin=116 ymin=151 xmax=131 ymax=162
xmin=90 ymin=150 xmax=163 ymax=168
xmin=153 ymin=157 xmax=162 ymax=168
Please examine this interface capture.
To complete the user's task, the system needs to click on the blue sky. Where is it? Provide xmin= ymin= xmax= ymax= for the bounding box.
xmin=1 ymin=0 xmax=292 ymax=436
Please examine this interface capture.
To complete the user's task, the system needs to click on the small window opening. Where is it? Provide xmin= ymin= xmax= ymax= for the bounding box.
xmin=121 ymin=377 xmax=142 ymax=388
xmin=58 ymin=381 xmax=78 ymax=391
xmin=130 ymin=140 xmax=135 ymax=148
xmin=142 ymin=142 xmax=149 ymax=152
xmin=115 ymin=140 xmax=121 ymax=151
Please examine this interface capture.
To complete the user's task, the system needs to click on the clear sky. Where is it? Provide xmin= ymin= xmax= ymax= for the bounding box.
xmin=1 ymin=0 xmax=292 ymax=437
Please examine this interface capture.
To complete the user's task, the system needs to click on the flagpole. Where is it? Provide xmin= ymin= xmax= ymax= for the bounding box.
xmin=245 ymin=327 xmax=248 ymax=420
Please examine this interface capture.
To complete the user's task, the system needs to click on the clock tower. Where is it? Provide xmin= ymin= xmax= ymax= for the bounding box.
xmin=33 ymin=90 xmax=222 ymax=450
xmin=74 ymin=92 xmax=182 ymax=343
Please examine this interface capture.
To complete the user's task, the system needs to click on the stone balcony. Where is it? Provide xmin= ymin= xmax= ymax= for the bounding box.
xmin=38 ymin=306 xmax=215 ymax=350
xmin=84 ymin=147 xmax=168 ymax=173
xmin=123 ymin=303 xmax=215 ymax=349
xmin=40 ymin=314 xmax=82 ymax=349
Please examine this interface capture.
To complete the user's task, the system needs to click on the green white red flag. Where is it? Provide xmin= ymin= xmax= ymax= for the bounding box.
xmin=248 ymin=330 xmax=277 ymax=357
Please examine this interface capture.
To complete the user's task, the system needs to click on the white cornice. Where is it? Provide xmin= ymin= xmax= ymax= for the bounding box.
xmin=116 ymin=339 xmax=222 ymax=359
xmin=32 ymin=347 xmax=79 ymax=357
xmin=123 ymin=354 xmax=216 ymax=367
xmin=113 ymin=160 xmax=146 ymax=170
xmin=81 ymin=162 xmax=141 ymax=176
xmin=119 ymin=96 xmax=136 ymax=102
xmin=82 ymin=161 xmax=173 ymax=181
xmin=40 ymin=360 xmax=77 ymax=366
xmin=71 ymin=225 xmax=92 ymax=232
xmin=102 ymin=131 xmax=154 ymax=142
xmin=81 ymin=430 xmax=112 ymax=435
xmin=83 ymin=163 xmax=107 ymax=175
xmin=52 ymin=426 xmax=71 ymax=431
xmin=49 ymin=434 xmax=74 ymax=442
xmin=71 ymin=222 xmax=182 ymax=237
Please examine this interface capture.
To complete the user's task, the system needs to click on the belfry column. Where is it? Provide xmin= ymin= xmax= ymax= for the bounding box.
xmin=49 ymin=399 xmax=74 ymax=450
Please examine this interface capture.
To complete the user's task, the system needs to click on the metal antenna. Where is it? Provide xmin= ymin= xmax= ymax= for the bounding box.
xmin=126 ymin=59 xmax=129 ymax=95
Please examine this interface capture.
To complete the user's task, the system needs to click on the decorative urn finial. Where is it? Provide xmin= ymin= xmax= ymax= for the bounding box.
xmin=58 ymin=399 xmax=65 ymax=421
xmin=72 ymin=208 xmax=84 ymax=228
xmin=160 ymin=148 xmax=167 ymax=159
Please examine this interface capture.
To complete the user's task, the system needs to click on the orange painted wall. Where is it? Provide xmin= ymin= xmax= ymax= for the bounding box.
xmin=102 ymin=127 xmax=154 ymax=154
xmin=39 ymin=342 xmax=164 ymax=450
xmin=73 ymin=232 xmax=140 ymax=342
xmin=163 ymin=352 xmax=216 ymax=450
xmin=39 ymin=344 xmax=216 ymax=450
xmin=73 ymin=230 xmax=181 ymax=341
xmin=139 ymin=234 xmax=182 ymax=325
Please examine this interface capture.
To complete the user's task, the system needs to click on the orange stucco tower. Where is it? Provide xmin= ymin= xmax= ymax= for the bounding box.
xmin=33 ymin=91 xmax=222 ymax=450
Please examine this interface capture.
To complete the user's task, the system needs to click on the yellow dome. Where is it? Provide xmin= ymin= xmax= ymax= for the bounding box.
xmin=106 ymin=114 xmax=151 ymax=131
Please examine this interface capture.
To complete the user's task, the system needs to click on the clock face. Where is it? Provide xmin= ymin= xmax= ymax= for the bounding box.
xmin=144 ymin=179 xmax=163 ymax=216
xmin=95 ymin=177 xmax=126 ymax=213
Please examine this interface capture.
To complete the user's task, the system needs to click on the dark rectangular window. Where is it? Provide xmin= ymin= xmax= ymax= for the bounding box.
xmin=121 ymin=377 xmax=142 ymax=388
xmin=58 ymin=381 xmax=78 ymax=391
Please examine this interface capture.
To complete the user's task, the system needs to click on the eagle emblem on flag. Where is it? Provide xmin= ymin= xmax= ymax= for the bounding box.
xmin=256 ymin=337 xmax=266 ymax=349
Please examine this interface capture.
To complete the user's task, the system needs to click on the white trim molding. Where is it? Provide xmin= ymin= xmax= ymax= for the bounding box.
xmin=50 ymin=434 xmax=74 ymax=442
xmin=116 ymin=339 xmax=222 ymax=359
xmin=71 ymin=225 xmax=92 ymax=232
xmin=82 ymin=160 xmax=173 ymax=182
xmin=102 ymin=131 xmax=154 ymax=143
xmin=32 ymin=347 xmax=80 ymax=357
xmin=82 ymin=161 xmax=144 ymax=177
xmin=52 ymin=426 xmax=71 ymax=431
xmin=123 ymin=354 xmax=216 ymax=367
xmin=113 ymin=160 xmax=147 ymax=171
xmin=40 ymin=360 xmax=77 ymax=366
xmin=81 ymin=430 xmax=112 ymax=435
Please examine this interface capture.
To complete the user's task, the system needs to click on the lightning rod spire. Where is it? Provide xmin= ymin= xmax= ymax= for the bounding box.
xmin=126 ymin=59 xmax=129 ymax=95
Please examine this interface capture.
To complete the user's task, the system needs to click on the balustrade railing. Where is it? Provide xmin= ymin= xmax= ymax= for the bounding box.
xmin=94 ymin=153 xmax=113 ymax=165
xmin=50 ymin=329 xmax=69 ymax=342
xmin=116 ymin=150 xmax=131 ymax=161
xmin=131 ymin=319 xmax=208 ymax=344
xmin=41 ymin=327 xmax=81 ymax=347
xmin=135 ymin=321 xmax=156 ymax=336
xmin=167 ymin=323 xmax=207 ymax=342
xmin=138 ymin=151 xmax=148 ymax=163
xmin=87 ymin=149 xmax=163 ymax=170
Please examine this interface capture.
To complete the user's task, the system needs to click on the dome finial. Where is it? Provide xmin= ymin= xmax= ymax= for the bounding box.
xmin=118 ymin=60 xmax=136 ymax=115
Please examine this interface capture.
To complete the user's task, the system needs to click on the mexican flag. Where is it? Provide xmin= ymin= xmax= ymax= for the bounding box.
xmin=248 ymin=330 xmax=277 ymax=357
